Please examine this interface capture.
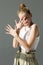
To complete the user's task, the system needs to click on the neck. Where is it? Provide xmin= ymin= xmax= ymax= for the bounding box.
xmin=28 ymin=21 xmax=34 ymax=27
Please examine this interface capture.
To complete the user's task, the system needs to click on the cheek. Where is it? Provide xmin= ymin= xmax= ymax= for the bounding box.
xmin=28 ymin=18 xmax=31 ymax=20
xmin=27 ymin=18 xmax=31 ymax=23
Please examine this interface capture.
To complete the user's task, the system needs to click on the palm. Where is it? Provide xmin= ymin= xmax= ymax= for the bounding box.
xmin=5 ymin=24 xmax=15 ymax=36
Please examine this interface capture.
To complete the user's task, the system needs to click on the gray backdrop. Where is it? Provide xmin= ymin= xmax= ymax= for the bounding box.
xmin=0 ymin=0 xmax=43 ymax=65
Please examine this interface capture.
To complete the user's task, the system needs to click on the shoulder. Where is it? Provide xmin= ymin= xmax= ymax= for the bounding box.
xmin=31 ymin=23 xmax=37 ymax=28
xmin=31 ymin=23 xmax=38 ymax=30
xmin=31 ymin=24 xmax=39 ymax=37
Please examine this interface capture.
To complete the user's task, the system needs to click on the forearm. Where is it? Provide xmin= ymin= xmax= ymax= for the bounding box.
xmin=13 ymin=37 xmax=19 ymax=48
xmin=16 ymin=36 xmax=30 ymax=52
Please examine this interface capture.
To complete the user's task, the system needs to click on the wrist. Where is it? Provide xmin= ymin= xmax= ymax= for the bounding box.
xmin=15 ymin=34 xmax=19 ymax=40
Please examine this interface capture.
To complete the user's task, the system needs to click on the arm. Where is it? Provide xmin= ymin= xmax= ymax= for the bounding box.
xmin=5 ymin=21 xmax=23 ymax=48
xmin=15 ymin=24 xmax=39 ymax=52
xmin=12 ymin=21 xmax=23 ymax=48
xmin=13 ymin=37 xmax=19 ymax=48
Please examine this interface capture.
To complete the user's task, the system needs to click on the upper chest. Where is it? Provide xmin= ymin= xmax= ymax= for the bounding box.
xmin=19 ymin=26 xmax=31 ymax=39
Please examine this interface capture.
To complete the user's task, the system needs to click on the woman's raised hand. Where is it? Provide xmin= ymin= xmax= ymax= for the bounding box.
xmin=5 ymin=24 xmax=16 ymax=37
xmin=15 ymin=20 xmax=23 ymax=29
xmin=5 ymin=19 xmax=23 ymax=37
xmin=14 ymin=20 xmax=23 ymax=34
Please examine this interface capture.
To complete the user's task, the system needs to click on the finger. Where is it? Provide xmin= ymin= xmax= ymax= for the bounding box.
xmin=15 ymin=20 xmax=18 ymax=29
xmin=21 ymin=17 xmax=26 ymax=24
xmin=5 ymin=32 xmax=10 ymax=34
xmin=15 ymin=20 xmax=18 ymax=25
xmin=23 ymin=17 xmax=26 ymax=21
xmin=5 ymin=28 xmax=10 ymax=31
xmin=6 ymin=24 xmax=12 ymax=30
xmin=5 ymin=26 xmax=10 ymax=30
xmin=7 ymin=24 xmax=12 ymax=29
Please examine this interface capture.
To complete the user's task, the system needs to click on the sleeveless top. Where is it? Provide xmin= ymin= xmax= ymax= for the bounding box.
xmin=19 ymin=26 xmax=40 ymax=52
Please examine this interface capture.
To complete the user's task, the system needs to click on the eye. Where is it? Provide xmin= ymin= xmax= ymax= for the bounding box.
xmin=25 ymin=17 xmax=28 ymax=20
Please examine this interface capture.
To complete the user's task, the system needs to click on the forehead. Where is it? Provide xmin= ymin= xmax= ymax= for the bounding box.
xmin=18 ymin=12 xmax=27 ymax=20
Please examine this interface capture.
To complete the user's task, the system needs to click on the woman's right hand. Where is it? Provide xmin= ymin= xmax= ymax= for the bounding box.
xmin=15 ymin=20 xmax=23 ymax=29
xmin=14 ymin=20 xmax=23 ymax=34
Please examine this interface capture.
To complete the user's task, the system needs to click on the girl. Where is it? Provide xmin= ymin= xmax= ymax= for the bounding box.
xmin=5 ymin=3 xmax=40 ymax=65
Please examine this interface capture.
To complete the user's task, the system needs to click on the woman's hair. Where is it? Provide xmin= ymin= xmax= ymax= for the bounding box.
xmin=17 ymin=3 xmax=32 ymax=16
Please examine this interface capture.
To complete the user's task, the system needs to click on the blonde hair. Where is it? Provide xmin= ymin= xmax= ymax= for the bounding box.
xmin=17 ymin=3 xmax=32 ymax=16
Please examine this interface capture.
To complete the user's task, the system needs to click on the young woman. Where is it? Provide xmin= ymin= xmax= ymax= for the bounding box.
xmin=5 ymin=3 xmax=40 ymax=65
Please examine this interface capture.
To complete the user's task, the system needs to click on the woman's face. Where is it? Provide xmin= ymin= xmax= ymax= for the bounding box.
xmin=18 ymin=12 xmax=32 ymax=26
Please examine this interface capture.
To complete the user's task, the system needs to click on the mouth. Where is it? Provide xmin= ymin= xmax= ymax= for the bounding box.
xmin=24 ymin=19 xmax=30 ymax=26
xmin=24 ymin=22 xmax=29 ymax=26
xmin=23 ymin=17 xmax=30 ymax=26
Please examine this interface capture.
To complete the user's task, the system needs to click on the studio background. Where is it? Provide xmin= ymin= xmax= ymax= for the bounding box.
xmin=0 ymin=0 xmax=43 ymax=65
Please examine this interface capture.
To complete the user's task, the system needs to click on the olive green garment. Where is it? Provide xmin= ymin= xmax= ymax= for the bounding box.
xmin=13 ymin=50 xmax=39 ymax=65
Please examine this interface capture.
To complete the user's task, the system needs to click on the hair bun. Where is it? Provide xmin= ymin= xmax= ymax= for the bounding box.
xmin=19 ymin=3 xmax=26 ymax=9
